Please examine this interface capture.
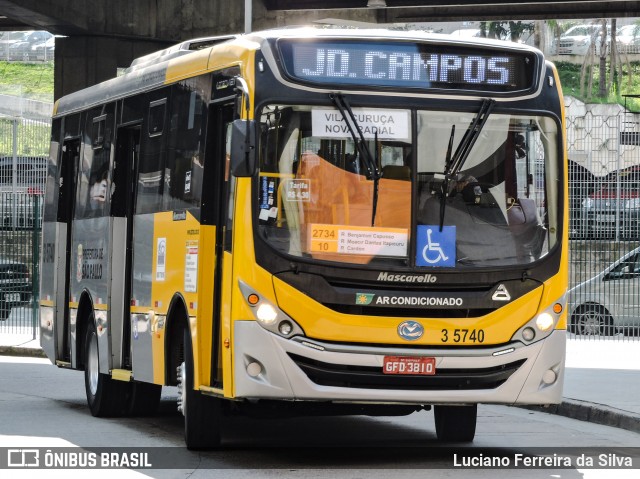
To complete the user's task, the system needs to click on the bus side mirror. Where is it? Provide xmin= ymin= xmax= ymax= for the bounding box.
xmin=230 ymin=119 xmax=257 ymax=177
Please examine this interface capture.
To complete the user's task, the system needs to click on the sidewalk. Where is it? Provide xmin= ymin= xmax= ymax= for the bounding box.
xmin=1 ymin=333 xmax=640 ymax=433
xmin=0 ymin=331 xmax=43 ymax=357
xmin=540 ymin=336 xmax=640 ymax=433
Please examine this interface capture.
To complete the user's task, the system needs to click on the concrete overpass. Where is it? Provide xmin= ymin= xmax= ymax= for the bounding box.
xmin=0 ymin=0 xmax=638 ymax=99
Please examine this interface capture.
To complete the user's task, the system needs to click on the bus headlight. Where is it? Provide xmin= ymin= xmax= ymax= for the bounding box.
xmin=256 ymin=304 xmax=278 ymax=324
xmin=512 ymin=296 xmax=565 ymax=344
xmin=535 ymin=312 xmax=555 ymax=332
xmin=278 ymin=321 xmax=293 ymax=336
xmin=522 ymin=327 xmax=536 ymax=341
xmin=238 ymin=280 xmax=305 ymax=339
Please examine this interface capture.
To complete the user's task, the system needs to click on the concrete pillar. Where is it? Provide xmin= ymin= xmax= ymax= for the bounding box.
xmin=54 ymin=36 xmax=171 ymax=100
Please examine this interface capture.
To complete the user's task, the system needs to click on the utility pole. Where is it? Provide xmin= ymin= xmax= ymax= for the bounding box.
xmin=245 ymin=0 xmax=252 ymax=33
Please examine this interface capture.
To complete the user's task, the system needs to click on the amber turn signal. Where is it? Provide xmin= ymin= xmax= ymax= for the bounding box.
xmin=247 ymin=294 xmax=260 ymax=305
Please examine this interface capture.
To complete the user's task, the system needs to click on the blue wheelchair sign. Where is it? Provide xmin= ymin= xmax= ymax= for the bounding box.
xmin=416 ymin=225 xmax=456 ymax=267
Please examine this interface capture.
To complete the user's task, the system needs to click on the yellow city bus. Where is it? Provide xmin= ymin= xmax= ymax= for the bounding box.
xmin=40 ymin=27 xmax=568 ymax=448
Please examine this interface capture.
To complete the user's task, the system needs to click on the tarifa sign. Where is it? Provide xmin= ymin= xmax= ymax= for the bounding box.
xmin=312 ymin=108 xmax=410 ymax=140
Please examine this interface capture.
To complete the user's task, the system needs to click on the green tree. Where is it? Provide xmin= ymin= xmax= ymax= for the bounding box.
xmin=480 ymin=21 xmax=533 ymax=42
xmin=507 ymin=21 xmax=534 ymax=42
xmin=598 ymin=19 xmax=608 ymax=98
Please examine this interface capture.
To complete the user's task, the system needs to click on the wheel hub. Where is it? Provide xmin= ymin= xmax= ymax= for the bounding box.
xmin=87 ymin=334 xmax=99 ymax=396
xmin=177 ymin=362 xmax=186 ymax=416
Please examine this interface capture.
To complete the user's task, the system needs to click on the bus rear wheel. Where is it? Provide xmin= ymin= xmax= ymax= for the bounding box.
xmin=177 ymin=328 xmax=222 ymax=449
xmin=84 ymin=318 xmax=129 ymax=417
xmin=434 ymin=404 xmax=477 ymax=442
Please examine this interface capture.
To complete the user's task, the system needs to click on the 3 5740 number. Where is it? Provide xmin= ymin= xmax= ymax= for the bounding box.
xmin=441 ymin=328 xmax=485 ymax=344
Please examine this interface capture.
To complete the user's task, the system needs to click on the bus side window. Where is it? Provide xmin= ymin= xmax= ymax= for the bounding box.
xmin=163 ymin=83 xmax=204 ymax=212
xmin=75 ymin=112 xmax=111 ymax=219
xmin=136 ymin=96 xmax=168 ymax=214
xmin=148 ymin=99 xmax=166 ymax=137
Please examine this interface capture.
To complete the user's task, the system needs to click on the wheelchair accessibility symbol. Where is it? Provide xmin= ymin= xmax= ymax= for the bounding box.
xmin=416 ymin=225 xmax=456 ymax=267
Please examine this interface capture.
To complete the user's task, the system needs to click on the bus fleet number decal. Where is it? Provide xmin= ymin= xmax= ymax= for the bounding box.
xmin=441 ymin=328 xmax=485 ymax=344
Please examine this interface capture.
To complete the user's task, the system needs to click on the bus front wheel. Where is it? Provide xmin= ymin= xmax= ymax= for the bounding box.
xmin=434 ymin=404 xmax=477 ymax=442
xmin=84 ymin=318 xmax=129 ymax=417
xmin=177 ymin=328 xmax=222 ymax=449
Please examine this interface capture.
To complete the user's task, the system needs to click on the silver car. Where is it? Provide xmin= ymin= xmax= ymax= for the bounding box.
xmin=569 ymin=246 xmax=640 ymax=335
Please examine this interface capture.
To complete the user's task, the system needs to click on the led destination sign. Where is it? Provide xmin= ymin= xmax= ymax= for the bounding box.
xmin=278 ymin=40 xmax=539 ymax=93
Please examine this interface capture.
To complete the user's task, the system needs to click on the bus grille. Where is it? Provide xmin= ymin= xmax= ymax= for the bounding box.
xmin=288 ymin=353 xmax=526 ymax=391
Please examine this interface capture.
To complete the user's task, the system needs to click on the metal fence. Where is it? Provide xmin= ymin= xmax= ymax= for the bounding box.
xmin=0 ymin=195 xmax=41 ymax=335
xmin=566 ymin=97 xmax=640 ymax=340
xmin=0 ymin=114 xmax=48 ymax=340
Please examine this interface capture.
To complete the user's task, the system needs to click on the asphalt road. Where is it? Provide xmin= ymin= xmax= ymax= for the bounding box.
xmin=1 ymin=355 xmax=639 ymax=479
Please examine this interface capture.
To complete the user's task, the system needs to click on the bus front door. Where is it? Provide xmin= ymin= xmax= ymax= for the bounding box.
xmin=57 ymin=138 xmax=79 ymax=362
xmin=110 ymin=125 xmax=140 ymax=370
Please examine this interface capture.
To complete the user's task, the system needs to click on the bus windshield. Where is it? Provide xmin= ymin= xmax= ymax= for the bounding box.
xmin=257 ymin=104 xmax=559 ymax=268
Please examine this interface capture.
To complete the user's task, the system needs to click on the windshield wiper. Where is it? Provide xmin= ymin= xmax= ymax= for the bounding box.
xmin=329 ymin=93 xmax=382 ymax=226
xmin=433 ymin=98 xmax=496 ymax=231
xmin=448 ymin=98 xmax=496 ymax=178
xmin=437 ymin=124 xmax=456 ymax=232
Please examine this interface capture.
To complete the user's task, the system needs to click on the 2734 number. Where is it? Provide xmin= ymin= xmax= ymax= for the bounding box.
xmin=312 ymin=228 xmax=336 ymax=239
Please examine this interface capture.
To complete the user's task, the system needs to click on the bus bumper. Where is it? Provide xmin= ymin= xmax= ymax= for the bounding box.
xmin=233 ymin=321 xmax=565 ymax=405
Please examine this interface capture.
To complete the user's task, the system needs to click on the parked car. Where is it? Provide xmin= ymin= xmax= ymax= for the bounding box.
xmin=31 ymin=36 xmax=56 ymax=61
xmin=0 ymin=156 xmax=48 ymax=187
xmin=450 ymin=29 xmax=481 ymax=38
xmin=581 ymin=166 xmax=640 ymax=239
xmin=7 ymin=30 xmax=53 ymax=61
xmin=0 ymin=156 xmax=47 ymax=230
xmin=0 ymin=258 xmax=31 ymax=320
xmin=0 ymin=191 xmax=43 ymax=230
xmin=569 ymin=246 xmax=640 ymax=336
xmin=557 ymin=24 xmax=607 ymax=55
xmin=617 ymin=24 xmax=640 ymax=53
xmin=0 ymin=31 xmax=30 ymax=60
xmin=568 ymin=160 xmax=598 ymax=239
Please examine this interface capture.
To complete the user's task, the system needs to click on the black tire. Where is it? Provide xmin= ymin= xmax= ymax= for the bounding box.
xmin=127 ymin=382 xmax=162 ymax=416
xmin=0 ymin=301 xmax=9 ymax=321
xmin=570 ymin=305 xmax=614 ymax=336
xmin=178 ymin=327 xmax=222 ymax=449
xmin=434 ymin=404 xmax=477 ymax=442
xmin=84 ymin=317 xmax=129 ymax=417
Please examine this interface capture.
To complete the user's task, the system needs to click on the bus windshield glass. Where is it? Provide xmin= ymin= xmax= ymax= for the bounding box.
xmin=257 ymin=104 xmax=559 ymax=268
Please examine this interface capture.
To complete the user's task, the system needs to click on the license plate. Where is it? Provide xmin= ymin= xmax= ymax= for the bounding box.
xmin=4 ymin=293 xmax=20 ymax=303
xmin=383 ymin=356 xmax=436 ymax=375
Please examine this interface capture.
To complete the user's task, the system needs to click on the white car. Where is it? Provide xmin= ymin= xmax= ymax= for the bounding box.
xmin=557 ymin=24 xmax=605 ymax=55
xmin=450 ymin=29 xmax=481 ymax=38
xmin=617 ymin=24 xmax=640 ymax=53
xmin=568 ymin=246 xmax=640 ymax=336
